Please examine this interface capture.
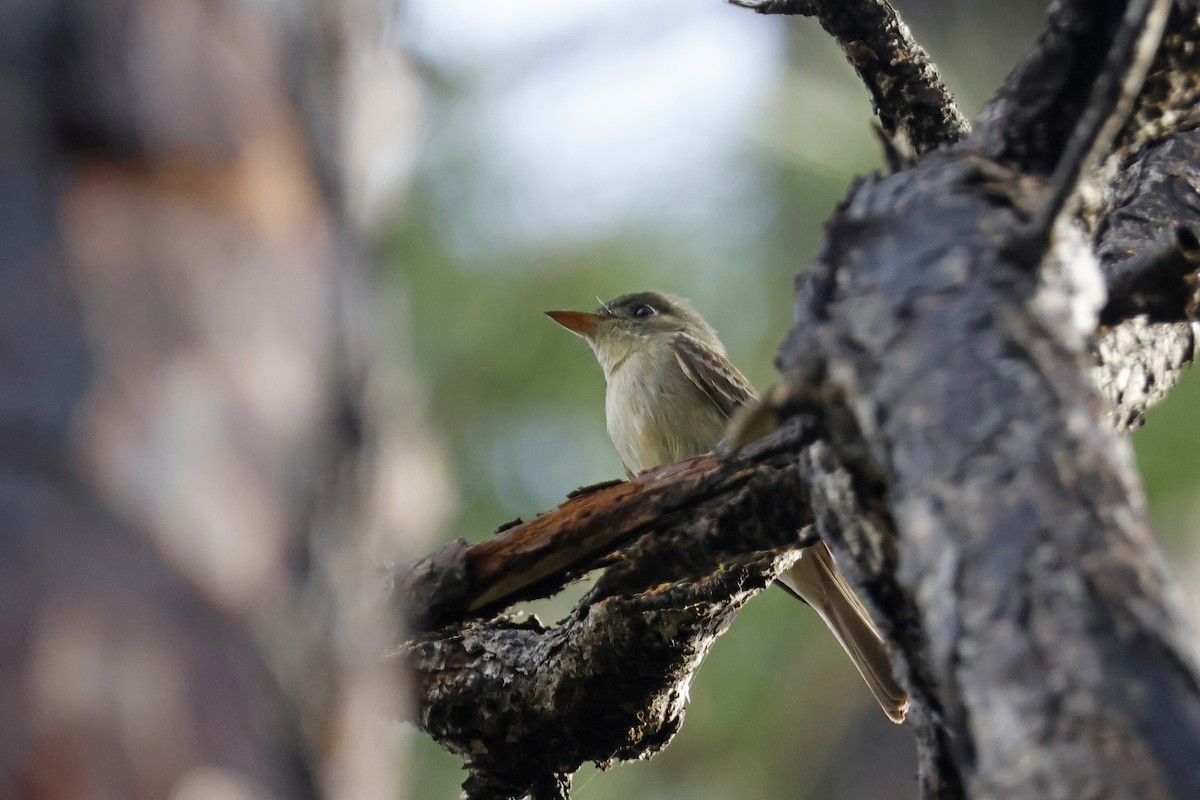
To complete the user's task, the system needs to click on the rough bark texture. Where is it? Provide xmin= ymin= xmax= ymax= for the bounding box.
xmin=782 ymin=154 xmax=1200 ymax=798
xmin=775 ymin=5 xmax=1200 ymax=795
xmin=400 ymin=1 xmax=1200 ymax=798
xmin=401 ymin=425 xmax=819 ymax=797
xmin=1 ymin=1 xmax=410 ymax=798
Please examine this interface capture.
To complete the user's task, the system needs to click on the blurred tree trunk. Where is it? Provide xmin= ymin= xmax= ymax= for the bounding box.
xmin=0 ymin=1 xmax=429 ymax=798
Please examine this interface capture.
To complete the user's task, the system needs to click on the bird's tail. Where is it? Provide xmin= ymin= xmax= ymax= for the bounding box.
xmin=778 ymin=542 xmax=909 ymax=723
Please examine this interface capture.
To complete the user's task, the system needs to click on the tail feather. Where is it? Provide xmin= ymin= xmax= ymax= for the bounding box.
xmin=779 ymin=542 xmax=909 ymax=723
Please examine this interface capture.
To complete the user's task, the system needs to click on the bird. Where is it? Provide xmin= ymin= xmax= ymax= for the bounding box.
xmin=546 ymin=290 xmax=909 ymax=723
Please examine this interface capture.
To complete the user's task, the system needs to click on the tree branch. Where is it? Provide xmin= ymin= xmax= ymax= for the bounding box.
xmin=402 ymin=423 xmax=819 ymax=798
xmin=394 ymin=426 xmax=820 ymax=632
xmin=779 ymin=2 xmax=1200 ymax=794
xmin=729 ymin=0 xmax=968 ymax=154
xmin=781 ymin=146 xmax=1200 ymax=798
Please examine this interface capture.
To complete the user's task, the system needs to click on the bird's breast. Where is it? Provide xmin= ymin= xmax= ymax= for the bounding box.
xmin=604 ymin=348 xmax=727 ymax=476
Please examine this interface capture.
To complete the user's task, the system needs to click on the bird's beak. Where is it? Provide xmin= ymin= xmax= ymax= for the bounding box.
xmin=545 ymin=310 xmax=603 ymax=339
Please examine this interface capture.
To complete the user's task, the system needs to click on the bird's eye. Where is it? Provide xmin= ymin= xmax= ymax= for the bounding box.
xmin=634 ymin=305 xmax=655 ymax=318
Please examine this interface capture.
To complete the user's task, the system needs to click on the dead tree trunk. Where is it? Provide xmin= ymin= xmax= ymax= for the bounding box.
xmin=399 ymin=1 xmax=1200 ymax=798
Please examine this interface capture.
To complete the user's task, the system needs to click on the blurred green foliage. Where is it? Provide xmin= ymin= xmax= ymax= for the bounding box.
xmin=388 ymin=2 xmax=1200 ymax=797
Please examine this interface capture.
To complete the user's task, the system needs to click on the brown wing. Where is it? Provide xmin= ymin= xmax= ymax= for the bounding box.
xmin=671 ymin=333 xmax=758 ymax=419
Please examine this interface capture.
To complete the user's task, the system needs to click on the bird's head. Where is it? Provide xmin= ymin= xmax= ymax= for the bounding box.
xmin=546 ymin=291 xmax=722 ymax=375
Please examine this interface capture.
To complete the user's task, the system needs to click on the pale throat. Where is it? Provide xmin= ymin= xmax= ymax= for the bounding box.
xmin=587 ymin=332 xmax=646 ymax=382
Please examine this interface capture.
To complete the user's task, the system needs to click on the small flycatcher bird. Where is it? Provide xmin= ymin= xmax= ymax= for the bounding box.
xmin=547 ymin=291 xmax=909 ymax=723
